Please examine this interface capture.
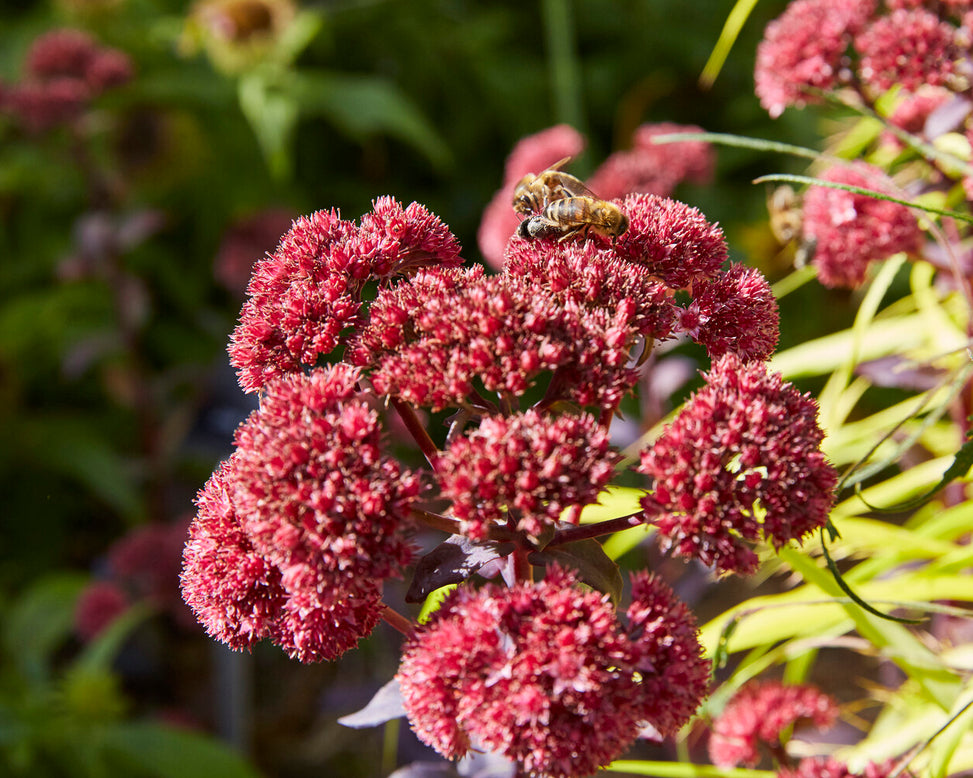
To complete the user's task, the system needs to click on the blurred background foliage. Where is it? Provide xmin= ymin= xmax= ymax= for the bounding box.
xmin=0 ymin=0 xmax=856 ymax=775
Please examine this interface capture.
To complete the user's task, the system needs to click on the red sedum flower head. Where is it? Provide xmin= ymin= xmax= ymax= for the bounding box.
xmin=352 ymin=266 xmax=644 ymax=413
xmin=802 ymin=162 xmax=922 ymax=288
xmin=709 ymin=681 xmax=839 ymax=767
xmin=755 ymin=0 xmax=875 ymax=117
xmin=229 ymin=200 xmax=462 ymax=392
xmin=182 ymin=364 xmax=421 ymax=661
xmin=855 ymin=9 xmax=957 ymax=94
xmin=181 ymin=462 xmax=287 ymax=651
xmin=436 ymin=410 xmax=618 ymax=541
xmin=780 ymin=758 xmax=899 ymax=778
xmin=638 ymin=354 xmax=837 ymax=575
xmin=678 ymin=263 xmax=780 ymax=362
xmin=397 ymin=566 xmax=709 ymax=778
xmin=24 ymin=28 xmax=99 ymax=81
xmin=612 ymin=193 xmax=728 ymax=290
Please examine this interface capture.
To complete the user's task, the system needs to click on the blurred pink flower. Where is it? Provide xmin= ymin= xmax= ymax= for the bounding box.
xmin=780 ymin=758 xmax=899 ymax=778
xmin=214 ymin=208 xmax=296 ymax=295
xmin=398 ymin=566 xmax=709 ymax=777
xmin=709 ymin=681 xmax=839 ymax=767
xmin=755 ymin=0 xmax=875 ymax=117
xmin=75 ymin=580 xmax=130 ymax=642
xmin=588 ymin=123 xmax=714 ymax=200
xmin=802 ymin=162 xmax=922 ymax=288
xmin=855 ymin=9 xmax=956 ymax=94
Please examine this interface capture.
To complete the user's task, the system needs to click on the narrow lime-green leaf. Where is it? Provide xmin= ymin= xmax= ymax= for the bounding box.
xmin=699 ymin=0 xmax=761 ymax=88
xmin=831 ymin=116 xmax=884 ymax=159
xmin=769 ymin=319 xmax=928 ymax=379
xmin=753 ymin=174 xmax=973 ymax=224
xmin=827 ymin=517 xmax=957 ymax=561
xmin=651 ymin=132 xmax=820 ymax=161
xmin=602 ymin=524 xmax=653 ymax=561
xmin=418 ymin=584 xmax=457 ymax=625
xmin=771 ymin=265 xmax=817 ymax=299
xmin=607 ymin=761 xmax=773 ymax=778
xmin=928 ymin=688 xmax=973 ymax=778
xmin=578 ymin=486 xmax=644 ymax=523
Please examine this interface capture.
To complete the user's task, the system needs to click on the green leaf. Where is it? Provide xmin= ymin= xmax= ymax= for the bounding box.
xmin=238 ymin=70 xmax=300 ymax=179
xmin=699 ymin=0 xmax=762 ymax=88
xmin=607 ymin=761 xmax=773 ymax=778
xmin=101 ymin=723 xmax=263 ymax=778
xmin=3 ymin=573 xmax=87 ymax=685
xmin=292 ymin=72 xmax=452 ymax=171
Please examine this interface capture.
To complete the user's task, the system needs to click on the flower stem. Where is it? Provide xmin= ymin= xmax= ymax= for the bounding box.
xmin=391 ymin=397 xmax=439 ymax=468
xmin=381 ymin=606 xmax=415 ymax=638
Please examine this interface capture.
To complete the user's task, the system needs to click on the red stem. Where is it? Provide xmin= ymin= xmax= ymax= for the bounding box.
xmin=391 ymin=397 xmax=440 ymax=468
xmin=381 ymin=606 xmax=415 ymax=638
xmin=546 ymin=512 xmax=645 ymax=548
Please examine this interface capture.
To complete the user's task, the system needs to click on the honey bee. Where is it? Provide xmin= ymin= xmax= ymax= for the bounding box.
xmin=518 ymin=196 xmax=630 ymax=242
xmin=512 ymin=157 xmax=592 ymax=215
xmin=767 ymin=184 xmax=816 ymax=268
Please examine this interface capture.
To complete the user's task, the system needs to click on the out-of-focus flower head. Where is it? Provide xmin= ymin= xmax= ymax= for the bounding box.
xmin=855 ymin=8 xmax=957 ymax=94
xmin=755 ymin=0 xmax=876 ymax=117
xmin=108 ymin=519 xmax=192 ymax=620
xmin=638 ymin=354 xmax=837 ymax=575
xmin=397 ymin=566 xmax=709 ymax=778
xmin=677 ymin=263 xmax=780 ymax=362
xmin=214 ymin=208 xmax=298 ymax=296
xmin=587 ymin=123 xmax=715 ymax=200
xmin=802 ymin=162 xmax=922 ymax=288
xmin=709 ymin=681 xmax=839 ymax=767
xmin=3 ymin=28 xmax=133 ymax=131
xmin=351 ymin=266 xmax=643 ymax=414
xmin=779 ymin=758 xmax=899 ymax=778
xmin=478 ymin=124 xmax=586 ymax=269
xmin=184 ymin=0 xmax=296 ymax=74
xmin=74 ymin=580 xmax=130 ymax=641
xmin=436 ymin=410 xmax=618 ymax=542
xmin=229 ymin=199 xmax=462 ymax=393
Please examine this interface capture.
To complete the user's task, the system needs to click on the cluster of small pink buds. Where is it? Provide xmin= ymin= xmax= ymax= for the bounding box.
xmin=1 ymin=28 xmax=133 ymax=132
xmin=182 ymin=128 xmax=838 ymax=775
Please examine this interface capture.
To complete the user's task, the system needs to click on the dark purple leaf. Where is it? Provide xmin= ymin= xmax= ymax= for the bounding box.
xmin=406 ymin=536 xmax=514 ymax=603
xmin=337 ymin=678 xmax=406 ymax=729
xmin=529 ymin=538 xmax=623 ymax=604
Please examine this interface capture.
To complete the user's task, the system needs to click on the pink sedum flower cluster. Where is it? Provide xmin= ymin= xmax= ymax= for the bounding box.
xmin=397 ymin=566 xmax=710 ymax=778
xmin=229 ymin=199 xmax=462 ymax=393
xmin=436 ymin=410 xmax=618 ymax=541
xmin=639 ymin=354 xmax=837 ymax=575
xmin=1 ymin=28 xmax=133 ymax=131
xmin=755 ymin=0 xmax=965 ymax=117
xmin=802 ymin=162 xmax=922 ymax=288
xmin=709 ymin=681 xmax=840 ymax=767
xmin=181 ymin=364 xmax=421 ymax=661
